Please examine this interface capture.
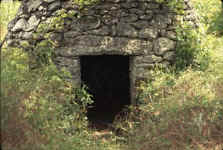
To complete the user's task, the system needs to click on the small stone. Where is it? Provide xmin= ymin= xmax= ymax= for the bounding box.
xmin=20 ymin=14 xmax=30 ymax=19
xmin=129 ymin=8 xmax=144 ymax=15
xmin=161 ymin=61 xmax=170 ymax=67
xmin=151 ymin=14 xmax=172 ymax=29
xmin=50 ymin=33 xmax=63 ymax=43
xmin=140 ymin=40 xmax=153 ymax=54
xmin=135 ymin=68 xmax=152 ymax=78
xmin=78 ymin=16 xmax=100 ymax=30
xmin=41 ymin=16 xmax=46 ymax=20
xmin=163 ymin=51 xmax=175 ymax=61
xmin=139 ymin=28 xmax=158 ymax=39
xmin=139 ymin=2 xmax=149 ymax=10
xmin=145 ymin=55 xmax=163 ymax=63
xmin=26 ymin=15 xmax=40 ymax=31
xmin=17 ymin=6 xmax=23 ymax=16
xmin=160 ymin=29 xmax=166 ymax=37
xmin=64 ymin=31 xmax=81 ymax=39
xmin=87 ymin=26 xmax=110 ymax=36
xmin=12 ymin=18 xmax=27 ymax=32
xmin=48 ymin=1 xmax=61 ymax=11
xmin=8 ymin=19 xmax=17 ymax=30
xmin=136 ymin=63 xmax=154 ymax=69
xmin=166 ymin=31 xmax=177 ymax=39
xmin=139 ymin=14 xmax=152 ymax=20
xmin=44 ymin=0 xmax=57 ymax=3
xmin=131 ymin=20 xmax=149 ymax=29
xmin=121 ymin=3 xmax=134 ymax=9
xmin=95 ymin=3 xmax=113 ymax=10
xmin=121 ymin=14 xmax=138 ymax=23
xmin=39 ymin=6 xmax=44 ymax=10
xmin=147 ymin=3 xmax=159 ymax=9
xmin=6 ymin=39 xmax=16 ymax=46
xmin=135 ymin=55 xmax=162 ymax=64
xmin=28 ymin=0 xmax=43 ymax=12
xmin=154 ymin=37 xmax=176 ymax=55
xmin=19 ymin=31 xmax=33 ymax=39
xmin=117 ymin=23 xmax=138 ymax=37
xmin=106 ymin=0 xmax=121 ymax=2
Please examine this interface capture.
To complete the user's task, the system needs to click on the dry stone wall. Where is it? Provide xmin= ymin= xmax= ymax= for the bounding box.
xmin=5 ymin=0 xmax=197 ymax=103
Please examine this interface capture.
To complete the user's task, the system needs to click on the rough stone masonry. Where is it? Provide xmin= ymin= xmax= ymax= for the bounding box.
xmin=5 ymin=0 xmax=197 ymax=103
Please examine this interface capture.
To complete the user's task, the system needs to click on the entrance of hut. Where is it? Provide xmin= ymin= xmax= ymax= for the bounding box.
xmin=80 ymin=55 xmax=131 ymax=127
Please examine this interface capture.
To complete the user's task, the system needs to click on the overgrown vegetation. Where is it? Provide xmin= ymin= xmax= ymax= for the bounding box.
xmin=0 ymin=1 xmax=20 ymax=41
xmin=1 ymin=0 xmax=223 ymax=150
xmin=123 ymin=67 xmax=223 ymax=149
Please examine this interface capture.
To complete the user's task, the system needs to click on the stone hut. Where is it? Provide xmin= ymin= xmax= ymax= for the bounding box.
xmin=5 ymin=0 xmax=197 ymax=122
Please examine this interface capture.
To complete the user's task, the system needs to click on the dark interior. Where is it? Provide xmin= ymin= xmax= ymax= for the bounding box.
xmin=80 ymin=55 xmax=130 ymax=125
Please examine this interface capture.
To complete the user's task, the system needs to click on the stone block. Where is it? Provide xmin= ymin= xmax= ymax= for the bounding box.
xmin=48 ymin=1 xmax=61 ymax=11
xmin=138 ymin=27 xmax=158 ymax=39
xmin=154 ymin=37 xmax=176 ymax=55
xmin=26 ymin=15 xmax=40 ymax=31
xmin=12 ymin=18 xmax=27 ymax=32
xmin=116 ymin=23 xmax=138 ymax=37
xmin=28 ymin=0 xmax=43 ymax=12
xmin=163 ymin=51 xmax=176 ymax=61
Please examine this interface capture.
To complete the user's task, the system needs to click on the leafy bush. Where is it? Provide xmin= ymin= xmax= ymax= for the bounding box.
xmin=0 ymin=1 xmax=20 ymax=41
xmin=1 ymin=47 xmax=84 ymax=149
xmin=122 ymin=67 xmax=223 ymax=150
xmin=1 ymin=47 xmax=121 ymax=150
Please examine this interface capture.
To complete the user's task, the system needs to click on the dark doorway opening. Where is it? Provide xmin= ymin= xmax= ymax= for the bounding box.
xmin=80 ymin=55 xmax=131 ymax=126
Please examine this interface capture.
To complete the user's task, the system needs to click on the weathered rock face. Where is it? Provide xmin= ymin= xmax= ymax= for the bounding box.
xmin=6 ymin=0 xmax=197 ymax=103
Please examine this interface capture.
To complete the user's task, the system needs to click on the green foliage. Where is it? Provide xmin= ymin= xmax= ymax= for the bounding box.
xmin=123 ymin=68 xmax=223 ymax=150
xmin=0 ymin=1 xmax=20 ymax=40
xmin=1 ymin=47 xmax=118 ymax=150
xmin=155 ymin=0 xmax=211 ymax=71
xmin=37 ymin=9 xmax=77 ymax=33
xmin=174 ymin=0 xmax=223 ymax=72
xmin=194 ymin=0 xmax=223 ymax=36
xmin=31 ymin=9 xmax=78 ymax=68
xmin=174 ymin=23 xmax=211 ymax=71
